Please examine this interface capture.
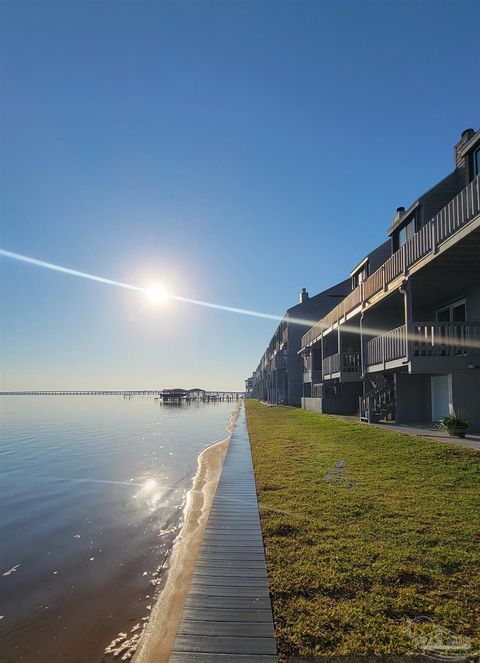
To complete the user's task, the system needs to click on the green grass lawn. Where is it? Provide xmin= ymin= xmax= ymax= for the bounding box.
xmin=245 ymin=400 xmax=480 ymax=661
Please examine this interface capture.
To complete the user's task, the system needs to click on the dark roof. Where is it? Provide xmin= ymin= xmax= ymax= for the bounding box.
xmin=286 ymin=278 xmax=351 ymax=317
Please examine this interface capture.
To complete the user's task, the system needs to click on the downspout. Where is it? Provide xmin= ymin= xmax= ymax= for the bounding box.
xmin=399 ymin=281 xmax=413 ymax=367
xmin=360 ymin=312 xmax=365 ymax=382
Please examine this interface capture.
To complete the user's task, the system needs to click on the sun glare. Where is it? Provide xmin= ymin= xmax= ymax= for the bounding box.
xmin=142 ymin=478 xmax=157 ymax=492
xmin=146 ymin=283 xmax=168 ymax=304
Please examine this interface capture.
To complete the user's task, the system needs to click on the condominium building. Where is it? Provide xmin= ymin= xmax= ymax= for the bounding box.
xmin=251 ymin=281 xmax=351 ymax=406
xmin=244 ymin=376 xmax=254 ymax=397
xmin=300 ymin=129 xmax=480 ymax=431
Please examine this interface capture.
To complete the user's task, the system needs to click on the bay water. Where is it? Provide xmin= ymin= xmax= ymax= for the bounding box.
xmin=0 ymin=395 xmax=234 ymax=662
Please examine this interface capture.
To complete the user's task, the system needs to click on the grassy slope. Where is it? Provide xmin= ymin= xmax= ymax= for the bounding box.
xmin=246 ymin=400 xmax=480 ymax=660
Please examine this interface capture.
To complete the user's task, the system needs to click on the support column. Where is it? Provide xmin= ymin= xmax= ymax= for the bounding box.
xmin=360 ymin=313 xmax=366 ymax=380
xmin=320 ymin=334 xmax=325 ymax=384
xmin=403 ymin=279 xmax=414 ymax=365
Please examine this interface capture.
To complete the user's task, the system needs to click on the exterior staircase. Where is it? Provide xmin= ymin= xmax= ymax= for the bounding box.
xmin=360 ymin=374 xmax=395 ymax=423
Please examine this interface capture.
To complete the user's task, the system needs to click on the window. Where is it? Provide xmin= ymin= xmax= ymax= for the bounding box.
xmin=474 ymin=147 xmax=480 ymax=178
xmin=436 ymin=299 xmax=467 ymax=355
xmin=357 ymin=267 xmax=367 ymax=284
xmin=352 ymin=266 xmax=368 ymax=287
xmin=436 ymin=299 xmax=466 ymax=322
xmin=396 ymin=215 xmax=416 ymax=249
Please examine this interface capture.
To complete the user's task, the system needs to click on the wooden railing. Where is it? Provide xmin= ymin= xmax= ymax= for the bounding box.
xmin=303 ymin=369 xmax=322 ymax=383
xmin=322 ymin=352 xmax=341 ymax=376
xmin=360 ymin=377 xmax=395 ymax=423
xmin=343 ymin=286 xmax=362 ymax=313
xmin=322 ymin=352 xmax=361 ymax=376
xmin=364 ymin=266 xmax=384 ymax=300
xmin=342 ymin=351 xmax=362 ymax=372
xmin=313 ymin=382 xmax=342 ymax=398
xmin=413 ymin=322 xmax=480 ymax=357
xmin=302 ymin=175 xmax=480 ymax=349
xmin=367 ymin=321 xmax=480 ymax=366
xmin=367 ymin=325 xmax=407 ymax=366
xmin=273 ymin=352 xmax=287 ymax=369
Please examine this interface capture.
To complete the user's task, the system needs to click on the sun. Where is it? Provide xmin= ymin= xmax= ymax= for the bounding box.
xmin=146 ymin=283 xmax=169 ymax=304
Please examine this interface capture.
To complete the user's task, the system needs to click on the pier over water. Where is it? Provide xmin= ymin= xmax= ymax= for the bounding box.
xmin=0 ymin=390 xmax=244 ymax=401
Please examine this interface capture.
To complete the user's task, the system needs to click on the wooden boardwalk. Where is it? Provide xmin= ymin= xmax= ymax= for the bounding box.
xmin=169 ymin=405 xmax=278 ymax=663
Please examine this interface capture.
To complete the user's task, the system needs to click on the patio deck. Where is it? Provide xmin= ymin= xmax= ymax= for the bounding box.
xmin=169 ymin=404 xmax=278 ymax=663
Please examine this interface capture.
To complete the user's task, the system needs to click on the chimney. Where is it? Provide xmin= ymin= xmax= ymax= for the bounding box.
xmin=300 ymin=287 xmax=309 ymax=304
xmin=393 ymin=206 xmax=405 ymax=225
xmin=454 ymin=128 xmax=474 ymax=169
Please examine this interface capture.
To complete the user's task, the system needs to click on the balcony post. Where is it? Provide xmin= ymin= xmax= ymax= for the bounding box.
xmin=321 ymin=334 xmax=325 ymax=380
xmin=360 ymin=313 xmax=366 ymax=378
xmin=431 ymin=218 xmax=438 ymax=254
xmin=402 ymin=279 xmax=414 ymax=364
xmin=337 ymin=324 xmax=342 ymax=366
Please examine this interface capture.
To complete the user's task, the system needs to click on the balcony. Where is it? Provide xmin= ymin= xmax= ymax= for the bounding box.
xmin=303 ymin=369 xmax=322 ymax=383
xmin=322 ymin=352 xmax=361 ymax=381
xmin=302 ymin=175 xmax=480 ymax=350
xmin=366 ymin=322 xmax=480 ymax=372
xmin=312 ymin=382 xmax=343 ymax=399
xmin=366 ymin=325 xmax=407 ymax=369
xmin=272 ymin=352 xmax=287 ymax=370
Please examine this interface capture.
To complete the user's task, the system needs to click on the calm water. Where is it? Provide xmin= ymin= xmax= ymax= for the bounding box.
xmin=0 ymin=396 xmax=234 ymax=663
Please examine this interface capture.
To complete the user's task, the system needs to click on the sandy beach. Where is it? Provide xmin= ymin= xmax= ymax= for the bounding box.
xmin=132 ymin=404 xmax=240 ymax=663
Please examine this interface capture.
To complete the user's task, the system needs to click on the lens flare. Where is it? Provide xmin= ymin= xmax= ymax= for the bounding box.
xmin=2 ymin=248 xmax=480 ymax=351
xmin=0 ymin=248 xmax=315 ymax=325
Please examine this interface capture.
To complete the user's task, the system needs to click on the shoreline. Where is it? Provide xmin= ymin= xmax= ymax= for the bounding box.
xmin=132 ymin=403 xmax=240 ymax=663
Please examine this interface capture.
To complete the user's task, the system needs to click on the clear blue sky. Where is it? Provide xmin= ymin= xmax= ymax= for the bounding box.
xmin=1 ymin=0 xmax=478 ymax=390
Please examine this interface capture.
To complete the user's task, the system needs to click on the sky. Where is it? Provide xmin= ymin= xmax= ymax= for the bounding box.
xmin=0 ymin=0 xmax=479 ymax=391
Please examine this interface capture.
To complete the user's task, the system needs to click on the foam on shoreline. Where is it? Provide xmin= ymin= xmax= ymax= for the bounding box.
xmin=132 ymin=403 xmax=240 ymax=663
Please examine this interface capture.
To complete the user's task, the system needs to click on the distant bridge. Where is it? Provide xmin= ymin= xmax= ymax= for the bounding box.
xmin=0 ymin=390 xmax=244 ymax=400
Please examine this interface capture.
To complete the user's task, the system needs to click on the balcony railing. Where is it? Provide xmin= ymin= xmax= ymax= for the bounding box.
xmin=322 ymin=353 xmax=340 ymax=376
xmin=367 ymin=325 xmax=407 ymax=366
xmin=303 ymin=368 xmax=322 ymax=383
xmin=302 ymin=286 xmax=363 ymax=348
xmin=273 ymin=352 xmax=287 ymax=370
xmin=312 ymin=382 xmax=343 ymax=399
xmin=302 ymin=175 xmax=480 ymax=349
xmin=367 ymin=322 xmax=480 ymax=366
xmin=322 ymin=352 xmax=361 ymax=376
xmin=413 ymin=322 xmax=480 ymax=357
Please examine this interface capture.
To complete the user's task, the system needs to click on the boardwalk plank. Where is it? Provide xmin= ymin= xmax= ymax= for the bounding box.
xmin=173 ymin=634 xmax=277 ymax=655
xmin=176 ymin=620 xmax=275 ymax=637
xmin=169 ymin=404 xmax=277 ymax=662
xmin=180 ymin=607 xmax=273 ymax=623
xmin=194 ymin=567 xmax=268 ymax=578
xmin=169 ymin=654 xmax=278 ymax=663
xmin=184 ymin=595 xmax=272 ymax=610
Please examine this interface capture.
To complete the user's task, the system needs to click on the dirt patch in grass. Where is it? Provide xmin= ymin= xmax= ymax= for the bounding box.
xmin=246 ymin=400 xmax=480 ymax=661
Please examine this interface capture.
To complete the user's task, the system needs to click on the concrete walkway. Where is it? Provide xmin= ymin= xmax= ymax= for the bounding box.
xmin=373 ymin=422 xmax=480 ymax=452
xmin=340 ymin=416 xmax=480 ymax=452
xmin=169 ymin=404 xmax=278 ymax=663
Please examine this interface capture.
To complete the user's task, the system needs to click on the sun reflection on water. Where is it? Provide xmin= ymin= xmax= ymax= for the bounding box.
xmin=134 ymin=478 xmax=167 ymax=511
xmin=142 ymin=479 xmax=157 ymax=492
